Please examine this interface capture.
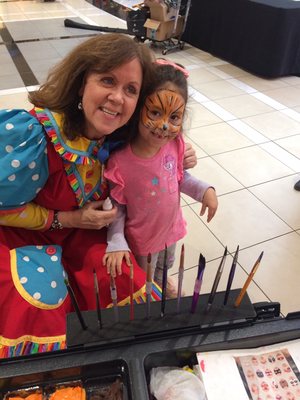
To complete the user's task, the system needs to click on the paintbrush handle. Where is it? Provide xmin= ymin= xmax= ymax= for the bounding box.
xmin=223 ymin=246 xmax=238 ymax=305
xmin=234 ymin=278 xmax=252 ymax=307
xmin=190 ymin=279 xmax=202 ymax=313
xmin=146 ymin=294 xmax=151 ymax=318
xmin=113 ymin=301 xmax=119 ymax=322
xmin=234 ymin=266 xmax=259 ymax=307
xmin=65 ymin=281 xmax=87 ymax=330
xmin=190 ymin=291 xmax=200 ymax=314
xmin=93 ymin=270 xmax=102 ymax=329
xmin=161 ymin=250 xmax=168 ymax=318
xmin=145 ymin=281 xmax=152 ymax=318
xmin=176 ymin=269 xmax=184 ymax=313
xmin=235 ymin=252 xmax=263 ymax=307
xmin=110 ymin=285 xmax=119 ymax=322
xmin=223 ymin=266 xmax=236 ymax=305
xmin=146 ymin=281 xmax=152 ymax=296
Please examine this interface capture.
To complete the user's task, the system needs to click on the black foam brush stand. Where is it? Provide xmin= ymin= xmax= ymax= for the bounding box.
xmin=66 ymin=289 xmax=256 ymax=348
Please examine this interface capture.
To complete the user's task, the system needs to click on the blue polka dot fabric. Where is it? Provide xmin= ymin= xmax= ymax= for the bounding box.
xmin=0 ymin=109 xmax=49 ymax=211
xmin=12 ymin=245 xmax=67 ymax=308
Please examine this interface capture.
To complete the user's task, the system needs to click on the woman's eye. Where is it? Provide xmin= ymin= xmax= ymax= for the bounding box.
xmin=127 ymin=85 xmax=139 ymax=95
xmin=101 ymin=77 xmax=114 ymax=85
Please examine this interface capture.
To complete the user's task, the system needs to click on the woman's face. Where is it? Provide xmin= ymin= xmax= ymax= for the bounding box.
xmin=80 ymin=58 xmax=142 ymax=140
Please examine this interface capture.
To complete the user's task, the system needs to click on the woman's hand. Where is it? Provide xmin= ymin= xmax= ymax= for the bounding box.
xmin=200 ymin=187 xmax=218 ymax=223
xmin=58 ymin=200 xmax=117 ymax=230
xmin=183 ymin=142 xmax=197 ymax=169
xmin=103 ymin=251 xmax=132 ymax=277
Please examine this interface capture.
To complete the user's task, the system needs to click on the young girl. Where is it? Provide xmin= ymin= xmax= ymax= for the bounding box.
xmin=103 ymin=59 xmax=218 ymax=297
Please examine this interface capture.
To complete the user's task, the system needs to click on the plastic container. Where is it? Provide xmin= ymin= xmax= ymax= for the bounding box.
xmin=0 ymin=360 xmax=131 ymax=400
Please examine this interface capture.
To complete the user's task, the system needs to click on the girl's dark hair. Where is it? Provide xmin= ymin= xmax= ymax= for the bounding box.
xmin=128 ymin=60 xmax=188 ymax=141
xmin=29 ymin=34 xmax=155 ymax=140
xmin=142 ymin=60 xmax=188 ymax=103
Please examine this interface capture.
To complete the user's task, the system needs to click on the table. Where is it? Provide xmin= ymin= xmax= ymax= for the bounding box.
xmin=182 ymin=0 xmax=300 ymax=78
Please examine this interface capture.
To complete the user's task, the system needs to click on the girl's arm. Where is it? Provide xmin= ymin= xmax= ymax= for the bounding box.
xmin=180 ymin=170 xmax=218 ymax=222
xmin=102 ymin=203 xmax=131 ymax=277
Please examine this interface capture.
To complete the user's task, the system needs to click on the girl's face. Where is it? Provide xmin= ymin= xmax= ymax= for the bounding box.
xmin=137 ymin=82 xmax=185 ymax=153
xmin=80 ymin=58 xmax=142 ymax=140
xmin=141 ymin=83 xmax=185 ymax=138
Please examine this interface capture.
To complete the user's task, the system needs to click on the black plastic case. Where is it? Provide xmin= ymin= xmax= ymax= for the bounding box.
xmin=1 ymin=290 xmax=300 ymax=400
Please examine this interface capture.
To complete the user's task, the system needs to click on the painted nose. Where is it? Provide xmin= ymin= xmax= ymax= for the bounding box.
xmin=162 ymin=123 xmax=168 ymax=131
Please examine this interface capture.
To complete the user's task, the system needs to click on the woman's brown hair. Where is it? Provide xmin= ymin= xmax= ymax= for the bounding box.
xmin=29 ymin=34 xmax=155 ymax=139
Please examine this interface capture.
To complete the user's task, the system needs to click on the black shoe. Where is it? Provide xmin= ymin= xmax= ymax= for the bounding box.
xmin=294 ymin=180 xmax=300 ymax=191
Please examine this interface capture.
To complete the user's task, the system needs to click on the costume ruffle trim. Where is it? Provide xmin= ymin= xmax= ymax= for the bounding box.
xmin=34 ymin=107 xmax=99 ymax=166
xmin=0 ymin=335 xmax=66 ymax=358
xmin=112 ymin=282 xmax=162 ymax=307
xmin=64 ymin=163 xmax=107 ymax=208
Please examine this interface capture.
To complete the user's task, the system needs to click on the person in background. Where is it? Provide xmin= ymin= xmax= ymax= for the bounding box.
xmin=103 ymin=59 xmax=218 ymax=298
xmin=0 ymin=34 xmax=197 ymax=357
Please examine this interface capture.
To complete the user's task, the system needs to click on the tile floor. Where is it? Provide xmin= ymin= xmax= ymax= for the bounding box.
xmin=1 ymin=0 xmax=300 ymax=317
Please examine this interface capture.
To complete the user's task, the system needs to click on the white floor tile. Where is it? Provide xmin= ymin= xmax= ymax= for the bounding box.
xmin=213 ymin=146 xmax=294 ymax=187
xmin=249 ymin=175 xmax=300 ymax=230
xmin=190 ymin=190 xmax=292 ymax=251
xmin=187 ymin=122 xmax=254 ymax=155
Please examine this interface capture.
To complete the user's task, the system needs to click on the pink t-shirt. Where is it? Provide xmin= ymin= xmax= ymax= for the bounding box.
xmin=105 ymin=136 xmax=187 ymax=256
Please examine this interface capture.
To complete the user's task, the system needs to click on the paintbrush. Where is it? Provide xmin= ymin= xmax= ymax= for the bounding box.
xmin=190 ymin=253 xmax=206 ymax=313
xmin=223 ymin=245 xmax=239 ymax=305
xmin=110 ymin=275 xmax=119 ymax=323
xmin=206 ymin=246 xmax=227 ymax=312
xmin=64 ymin=278 xmax=87 ymax=330
xmin=146 ymin=253 xmax=152 ymax=319
xmin=160 ymin=245 xmax=168 ymax=317
xmin=235 ymin=251 xmax=264 ymax=308
xmin=129 ymin=259 xmax=134 ymax=320
xmin=93 ymin=269 xmax=102 ymax=329
xmin=176 ymin=244 xmax=185 ymax=313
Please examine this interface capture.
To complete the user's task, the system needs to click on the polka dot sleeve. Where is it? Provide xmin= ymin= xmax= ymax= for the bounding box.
xmin=0 ymin=109 xmax=49 ymax=212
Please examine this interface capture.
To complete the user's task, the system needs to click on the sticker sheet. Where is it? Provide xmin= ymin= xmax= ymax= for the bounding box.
xmin=197 ymin=339 xmax=300 ymax=400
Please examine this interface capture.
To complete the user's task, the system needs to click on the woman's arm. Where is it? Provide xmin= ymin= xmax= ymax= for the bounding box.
xmin=0 ymin=203 xmax=52 ymax=230
xmin=183 ymin=141 xmax=197 ymax=169
xmin=57 ymin=200 xmax=117 ymax=230
xmin=0 ymin=200 xmax=118 ymax=231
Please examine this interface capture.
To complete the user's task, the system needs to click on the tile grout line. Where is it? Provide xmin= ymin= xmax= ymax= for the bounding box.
xmin=0 ymin=17 xmax=39 ymax=87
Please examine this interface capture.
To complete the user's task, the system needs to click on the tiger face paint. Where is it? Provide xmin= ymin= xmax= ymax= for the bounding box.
xmin=141 ymin=89 xmax=185 ymax=138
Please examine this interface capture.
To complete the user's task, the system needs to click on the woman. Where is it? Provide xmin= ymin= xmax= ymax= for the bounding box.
xmin=0 ymin=34 xmax=196 ymax=357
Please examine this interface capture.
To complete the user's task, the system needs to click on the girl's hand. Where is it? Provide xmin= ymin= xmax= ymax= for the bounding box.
xmin=103 ymin=251 xmax=132 ymax=277
xmin=183 ymin=142 xmax=197 ymax=169
xmin=57 ymin=200 xmax=117 ymax=230
xmin=200 ymin=187 xmax=218 ymax=223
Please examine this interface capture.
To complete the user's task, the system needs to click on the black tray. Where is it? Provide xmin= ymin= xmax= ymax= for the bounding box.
xmin=0 ymin=359 xmax=131 ymax=400
xmin=67 ymin=289 xmax=256 ymax=348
